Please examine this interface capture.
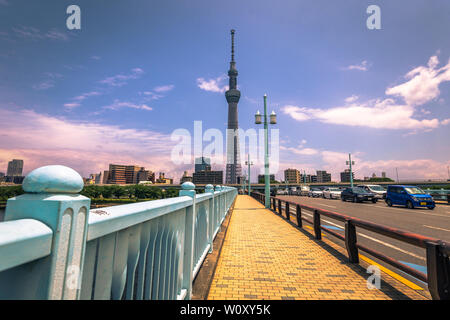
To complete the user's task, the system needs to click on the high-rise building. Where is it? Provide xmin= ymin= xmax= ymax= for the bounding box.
xmin=225 ymin=29 xmax=242 ymax=184
xmin=316 ymin=170 xmax=331 ymax=183
xmin=284 ymin=168 xmax=301 ymax=183
xmin=195 ymin=157 xmax=211 ymax=173
xmin=106 ymin=164 xmax=147 ymax=184
xmin=193 ymin=170 xmax=223 ymax=185
xmin=6 ymin=159 xmax=23 ymax=177
xmin=382 ymin=172 xmax=386 ymax=178
xmin=340 ymin=169 xmax=354 ymax=183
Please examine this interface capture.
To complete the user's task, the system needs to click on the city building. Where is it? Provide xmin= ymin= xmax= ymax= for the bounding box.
xmin=193 ymin=170 xmax=223 ymax=185
xmin=284 ymin=168 xmax=301 ymax=184
xmin=0 ymin=172 xmax=4 ymax=178
xmin=106 ymin=164 xmax=151 ymax=184
xmin=316 ymin=170 xmax=331 ymax=183
xmin=225 ymin=29 xmax=242 ymax=184
xmin=156 ymin=172 xmax=173 ymax=184
xmin=6 ymin=159 xmax=23 ymax=177
xmin=340 ymin=169 xmax=354 ymax=183
xmin=258 ymin=174 xmax=275 ymax=183
xmin=180 ymin=171 xmax=193 ymax=184
xmin=195 ymin=157 xmax=211 ymax=173
xmin=382 ymin=172 xmax=386 ymax=178
xmin=136 ymin=168 xmax=154 ymax=184
xmin=102 ymin=170 xmax=110 ymax=184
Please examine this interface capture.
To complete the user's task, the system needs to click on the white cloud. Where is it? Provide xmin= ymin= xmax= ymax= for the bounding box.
xmin=282 ymin=100 xmax=440 ymax=130
xmin=63 ymin=103 xmax=81 ymax=109
xmin=342 ymin=60 xmax=369 ymax=71
xmin=197 ymin=75 xmax=228 ymax=93
xmin=90 ymin=56 xmax=101 ymax=60
xmin=73 ymin=91 xmax=102 ymax=101
xmin=100 ymin=68 xmax=144 ymax=87
xmin=32 ymin=80 xmax=55 ymax=90
xmin=345 ymin=95 xmax=358 ymax=103
xmin=386 ymin=55 xmax=450 ymax=106
xmin=154 ymin=85 xmax=174 ymax=93
xmin=12 ymin=26 xmax=69 ymax=41
xmin=103 ymin=100 xmax=152 ymax=111
xmin=0 ymin=108 xmax=185 ymax=178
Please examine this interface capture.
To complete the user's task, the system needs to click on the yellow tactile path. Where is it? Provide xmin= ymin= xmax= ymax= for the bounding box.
xmin=207 ymin=195 xmax=428 ymax=300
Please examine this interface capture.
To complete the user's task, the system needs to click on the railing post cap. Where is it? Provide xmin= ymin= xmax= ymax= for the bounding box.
xmin=22 ymin=165 xmax=84 ymax=194
xmin=181 ymin=181 xmax=195 ymax=190
xmin=205 ymin=184 xmax=214 ymax=192
xmin=215 ymin=185 xmax=222 ymax=191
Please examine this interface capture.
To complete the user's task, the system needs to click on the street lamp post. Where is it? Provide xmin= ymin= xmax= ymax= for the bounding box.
xmin=245 ymin=154 xmax=253 ymax=195
xmin=346 ymin=153 xmax=355 ymax=188
xmin=255 ymin=94 xmax=276 ymax=208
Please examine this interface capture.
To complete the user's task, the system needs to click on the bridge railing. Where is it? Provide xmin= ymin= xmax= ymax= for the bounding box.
xmin=0 ymin=165 xmax=237 ymax=300
xmin=251 ymin=191 xmax=450 ymax=300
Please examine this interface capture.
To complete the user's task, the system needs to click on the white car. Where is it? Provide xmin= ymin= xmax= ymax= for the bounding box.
xmin=308 ymin=188 xmax=323 ymax=197
xmin=322 ymin=187 xmax=342 ymax=199
xmin=357 ymin=184 xmax=386 ymax=199
xmin=298 ymin=186 xmax=310 ymax=196
xmin=276 ymin=188 xmax=289 ymax=195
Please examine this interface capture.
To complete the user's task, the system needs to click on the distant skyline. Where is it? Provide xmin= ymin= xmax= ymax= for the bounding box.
xmin=0 ymin=1 xmax=449 ymax=182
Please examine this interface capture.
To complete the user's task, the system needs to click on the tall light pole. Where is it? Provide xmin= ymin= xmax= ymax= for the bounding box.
xmin=245 ymin=154 xmax=253 ymax=195
xmin=346 ymin=153 xmax=355 ymax=188
xmin=255 ymin=94 xmax=276 ymax=208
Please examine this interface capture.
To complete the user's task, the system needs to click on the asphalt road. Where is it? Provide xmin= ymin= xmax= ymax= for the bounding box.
xmin=277 ymin=195 xmax=450 ymax=288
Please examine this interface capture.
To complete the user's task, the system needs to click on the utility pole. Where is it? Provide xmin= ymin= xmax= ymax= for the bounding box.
xmin=245 ymin=154 xmax=253 ymax=195
xmin=346 ymin=153 xmax=355 ymax=188
xmin=396 ymin=168 xmax=399 ymax=183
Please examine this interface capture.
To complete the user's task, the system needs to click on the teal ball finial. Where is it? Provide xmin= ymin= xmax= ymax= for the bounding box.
xmin=181 ymin=182 xmax=195 ymax=190
xmin=22 ymin=165 xmax=84 ymax=194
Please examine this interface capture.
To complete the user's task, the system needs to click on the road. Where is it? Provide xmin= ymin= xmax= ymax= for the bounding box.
xmin=277 ymin=195 xmax=450 ymax=288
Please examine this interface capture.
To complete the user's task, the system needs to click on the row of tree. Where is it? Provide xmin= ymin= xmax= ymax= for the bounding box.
xmin=0 ymin=185 xmax=183 ymax=201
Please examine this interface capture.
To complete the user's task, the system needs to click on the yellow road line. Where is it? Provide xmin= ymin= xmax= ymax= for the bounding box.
xmin=303 ymin=225 xmax=424 ymax=290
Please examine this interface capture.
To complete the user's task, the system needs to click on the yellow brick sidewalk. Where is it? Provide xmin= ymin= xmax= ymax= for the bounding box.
xmin=207 ymin=195 xmax=428 ymax=300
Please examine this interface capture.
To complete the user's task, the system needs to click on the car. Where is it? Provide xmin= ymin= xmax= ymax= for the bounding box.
xmin=299 ymin=185 xmax=310 ymax=196
xmin=289 ymin=187 xmax=297 ymax=195
xmin=357 ymin=184 xmax=387 ymax=199
xmin=385 ymin=185 xmax=435 ymax=210
xmin=341 ymin=187 xmax=377 ymax=203
xmin=322 ymin=187 xmax=342 ymax=199
xmin=276 ymin=188 xmax=288 ymax=195
xmin=308 ymin=187 xmax=323 ymax=197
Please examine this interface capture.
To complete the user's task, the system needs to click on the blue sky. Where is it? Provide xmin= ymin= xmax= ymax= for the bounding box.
xmin=0 ymin=0 xmax=449 ymax=182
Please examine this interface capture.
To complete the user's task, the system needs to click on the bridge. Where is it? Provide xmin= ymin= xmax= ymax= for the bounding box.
xmin=0 ymin=165 xmax=449 ymax=300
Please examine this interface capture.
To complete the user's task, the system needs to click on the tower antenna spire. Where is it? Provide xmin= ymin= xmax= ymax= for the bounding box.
xmin=231 ymin=29 xmax=235 ymax=62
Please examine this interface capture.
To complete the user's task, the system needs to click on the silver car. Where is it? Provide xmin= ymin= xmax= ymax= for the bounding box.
xmin=323 ymin=187 xmax=342 ymax=199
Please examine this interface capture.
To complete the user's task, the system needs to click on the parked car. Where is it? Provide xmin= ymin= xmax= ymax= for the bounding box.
xmin=299 ymin=185 xmax=310 ymax=196
xmin=289 ymin=187 xmax=297 ymax=195
xmin=276 ymin=188 xmax=289 ymax=195
xmin=341 ymin=187 xmax=377 ymax=203
xmin=385 ymin=185 xmax=435 ymax=210
xmin=308 ymin=187 xmax=323 ymax=197
xmin=322 ymin=187 xmax=342 ymax=199
xmin=357 ymin=184 xmax=387 ymax=199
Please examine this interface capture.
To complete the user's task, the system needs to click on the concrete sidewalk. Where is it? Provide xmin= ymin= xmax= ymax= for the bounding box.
xmin=207 ymin=195 xmax=428 ymax=300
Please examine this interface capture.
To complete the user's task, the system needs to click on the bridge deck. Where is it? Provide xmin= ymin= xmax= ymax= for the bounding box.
xmin=207 ymin=195 xmax=428 ymax=300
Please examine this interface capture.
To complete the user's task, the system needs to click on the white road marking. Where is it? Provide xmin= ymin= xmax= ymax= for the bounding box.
xmin=296 ymin=208 xmax=426 ymax=261
xmin=423 ymin=225 xmax=450 ymax=232
xmin=316 ymin=203 xmax=337 ymax=208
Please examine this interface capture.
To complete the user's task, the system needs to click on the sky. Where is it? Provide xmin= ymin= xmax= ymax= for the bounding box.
xmin=0 ymin=0 xmax=449 ymax=182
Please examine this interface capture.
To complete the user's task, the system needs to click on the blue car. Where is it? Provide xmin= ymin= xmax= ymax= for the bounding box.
xmin=385 ymin=185 xmax=435 ymax=210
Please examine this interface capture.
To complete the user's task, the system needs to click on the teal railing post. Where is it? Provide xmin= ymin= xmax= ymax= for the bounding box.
xmin=215 ymin=185 xmax=223 ymax=222
xmin=2 ymin=165 xmax=90 ymax=299
xmin=205 ymin=184 xmax=215 ymax=253
xmin=179 ymin=182 xmax=196 ymax=299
